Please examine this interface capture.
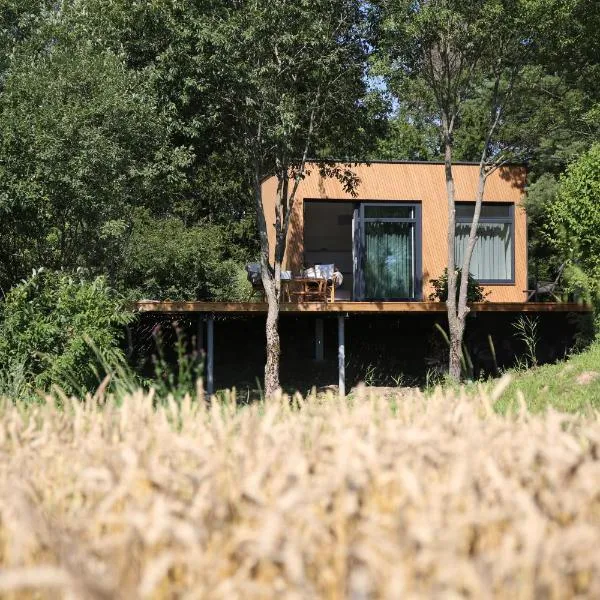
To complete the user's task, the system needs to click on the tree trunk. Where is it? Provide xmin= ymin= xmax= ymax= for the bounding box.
xmin=263 ymin=271 xmax=281 ymax=397
xmin=443 ymin=123 xmax=465 ymax=381
xmin=253 ymin=162 xmax=282 ymax=398
xmin=445 ymin=154 xmax=490 ymax=380
xmin=448 ymin=332 xmax=463 ymax=380
xmin=447 ymin=317 xmax=465 ymax=380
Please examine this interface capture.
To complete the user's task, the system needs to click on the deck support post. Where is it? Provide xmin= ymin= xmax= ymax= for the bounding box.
xmin=196 ymin=316 xmax=204 ymax=357
xmin=338 ymin=315 xmax=345 ymax=398
xmin=315 ymin=318 xmax=324 ymax=361
xmin=206 ymin=315 xmax=214 ymax=396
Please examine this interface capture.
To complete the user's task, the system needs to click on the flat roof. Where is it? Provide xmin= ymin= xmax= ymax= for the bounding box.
xmin=308 ymin=159 xmax=526 ymax=167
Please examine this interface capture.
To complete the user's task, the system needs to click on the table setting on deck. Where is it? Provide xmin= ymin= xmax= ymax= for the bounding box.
xmin=246 ymin=263 xmax=343 ymax=302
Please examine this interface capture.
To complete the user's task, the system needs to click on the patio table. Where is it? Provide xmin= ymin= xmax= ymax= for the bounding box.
xmin=283 ymin=277 xmax=328 ymax=303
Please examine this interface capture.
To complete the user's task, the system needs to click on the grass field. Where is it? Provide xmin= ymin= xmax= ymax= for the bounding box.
xmin=0 ymin=379 xmax=599 ymax=598
xmin=460 ymin=341 xmax=600 ymax=414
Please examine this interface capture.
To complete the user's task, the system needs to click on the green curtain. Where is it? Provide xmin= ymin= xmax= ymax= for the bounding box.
xmin=455 ymin=223 xmax=512 ymax=280
xmin=364 ymin=222 xmax=413 ymax=299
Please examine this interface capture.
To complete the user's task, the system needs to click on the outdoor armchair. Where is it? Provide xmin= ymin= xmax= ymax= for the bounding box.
xmin=525 ymin=262 xmax=567 ymax=301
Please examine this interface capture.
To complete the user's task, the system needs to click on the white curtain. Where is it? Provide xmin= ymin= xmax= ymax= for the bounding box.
xmin=365 ymin=221 xmax=414 ymax=298
xmin=455 ymin=223 xmax=512 ymax=280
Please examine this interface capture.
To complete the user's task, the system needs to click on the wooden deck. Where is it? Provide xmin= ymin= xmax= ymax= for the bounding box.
xmin=135 ymin=300 xmax=591 ymax=314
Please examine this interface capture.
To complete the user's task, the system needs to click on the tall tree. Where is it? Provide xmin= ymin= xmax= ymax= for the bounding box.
xmin=206 ymin=0 xmax=374 ymax=395
xmin=54 ymin=0 xmax=260 ymax=251
xmin=0 ymin=1 xmax=260 ymax=301
xmin=376 ymin=0 xmax=569 ymax=379
xmin=0 ymin=36 xmax=188 ymax=289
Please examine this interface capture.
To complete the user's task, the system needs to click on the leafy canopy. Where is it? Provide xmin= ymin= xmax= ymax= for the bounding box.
xmin=0 ymin=39 xmax=189 ymax=289
xmin=373 ymin=0 xmax=589 ymax=168
xmin=375 ymin=0 xmax=561 ymax=158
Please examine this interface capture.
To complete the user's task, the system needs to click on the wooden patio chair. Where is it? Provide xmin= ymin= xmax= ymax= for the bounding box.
xmin=323 ymin=272 xmax=345 ymax=302
xmin=314 ymin=263 xmax=342 ymax=303
xmin=525 ymin=261 xmax=567 ymax=301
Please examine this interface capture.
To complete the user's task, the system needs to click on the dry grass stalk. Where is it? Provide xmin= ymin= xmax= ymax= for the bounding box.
xmin=0 ymin=383 xmax=599 ymax=599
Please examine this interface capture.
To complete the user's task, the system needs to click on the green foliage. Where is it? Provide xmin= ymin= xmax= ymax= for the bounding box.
xmin=500 ymin=66 xmax=600 ymax=175
xmin=374 ymin=0 xmax=567 ymax=157
xmin=0 ymin=2 xmax=256 ymax=300
xmin=58 ymin=0 xmax=258 ymax=227
xmin=0 ymin=357 xmax=31 ymax=403
xmin=372 ymin=0 xmax=599 ymax=171
xmin=0 ymin=269 xmax=133 ymax=396
xmin=524 ymin=173 xmax=561 ymax=281
xmin=543 ymin=144 xmax=600 ymax=301
xmin=0 ymin=1 xmax=50 ymax=72
xmin=512 ymin=0 xmax=600 ymax=175
xmin=150 ymin=326 xmax=204 ymax=402
xmin=438 ymin=339 xmax=600 ymax=414
xmin=492 ymin=340 xmax=600 ymax=414
xmin=207 ymin=0 xmax=376 ymax=168
xmin=429 ymin=269 xmax=488 ymax=303
xmin=374 ymin=111 xmax=440 ymax=161
xmin=0 ymin=39 xmax=189 ymax=289
xmin=118 ymin=211 xmax=251 ymax=301
xmin=512 ymin=316 xmax=540 ymax=368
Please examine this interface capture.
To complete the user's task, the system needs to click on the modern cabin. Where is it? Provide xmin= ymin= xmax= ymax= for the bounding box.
xmin=261 ymin=161 xmax=527 ymax=302
xmin=136 ymin=161 xmax=589 ymax=395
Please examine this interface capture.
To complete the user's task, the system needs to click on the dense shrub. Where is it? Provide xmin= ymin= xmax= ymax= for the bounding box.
xmin=118 ymin=211 xmax=251 ymax=301
xmin=0 ymin=269 xmax=133 ymax=396
xmin=544 ymin=144 xmax=600 ymax=303
xmin=428 ymin=268 xmax=488 ymax=302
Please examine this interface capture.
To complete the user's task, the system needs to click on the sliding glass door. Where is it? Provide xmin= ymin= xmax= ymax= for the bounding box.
xmin=354 ymin=203 xmax=421 ymax=300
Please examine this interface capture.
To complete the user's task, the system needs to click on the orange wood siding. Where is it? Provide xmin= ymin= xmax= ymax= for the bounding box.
xmin=261 ymin=162 xmax=527 ymax=302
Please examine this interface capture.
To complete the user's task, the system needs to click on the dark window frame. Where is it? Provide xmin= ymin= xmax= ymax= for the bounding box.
xmin=455 ymin=202 xmax=515 ymax=285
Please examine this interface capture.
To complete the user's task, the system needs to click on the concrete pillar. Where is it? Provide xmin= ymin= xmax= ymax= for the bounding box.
xmin=338 ymin=315 xmax=345 ymax=397
xmin=206 ymin=315 xmax=214 ymax=396
xmin=315 ymin=318 xmax=324 ymax=361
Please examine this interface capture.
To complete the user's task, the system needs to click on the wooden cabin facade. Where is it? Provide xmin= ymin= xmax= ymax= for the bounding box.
xmin=261 ymin=161 xmax=527 ymax=302
xmin=137 ymin=162 xmax=592 ymax=395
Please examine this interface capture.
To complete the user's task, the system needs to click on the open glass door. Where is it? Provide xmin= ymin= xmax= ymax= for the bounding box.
xmin=358 ymin=203 xmax=421 ymax=300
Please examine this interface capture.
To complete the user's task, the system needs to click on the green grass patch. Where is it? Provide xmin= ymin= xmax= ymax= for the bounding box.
xmin=458 ymin=341 xmax=600 ymax=414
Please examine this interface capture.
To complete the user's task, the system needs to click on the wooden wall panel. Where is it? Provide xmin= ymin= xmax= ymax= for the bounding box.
xmin=261 ymin=175 xmax=278 ymax=265
xmin=261 ymin=162 xmax=527 ymax=302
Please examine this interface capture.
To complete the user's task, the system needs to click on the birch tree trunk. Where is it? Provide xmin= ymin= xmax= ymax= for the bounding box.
xmin=445 ymin=130 xmax=492 ymax=381
xmin=263 ymin=262 xmax=281 ymax=397
xmin=253 ymin=163 xmax=281 ymax=397
xmin=443 ymin=125 xmax=464 ymax=380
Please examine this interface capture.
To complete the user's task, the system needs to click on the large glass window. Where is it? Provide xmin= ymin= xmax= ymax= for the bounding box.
xmin=455 ymin=203 xmax=514 ymax=283
xmin=361 ymin=203 xmax=421 ymax=299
